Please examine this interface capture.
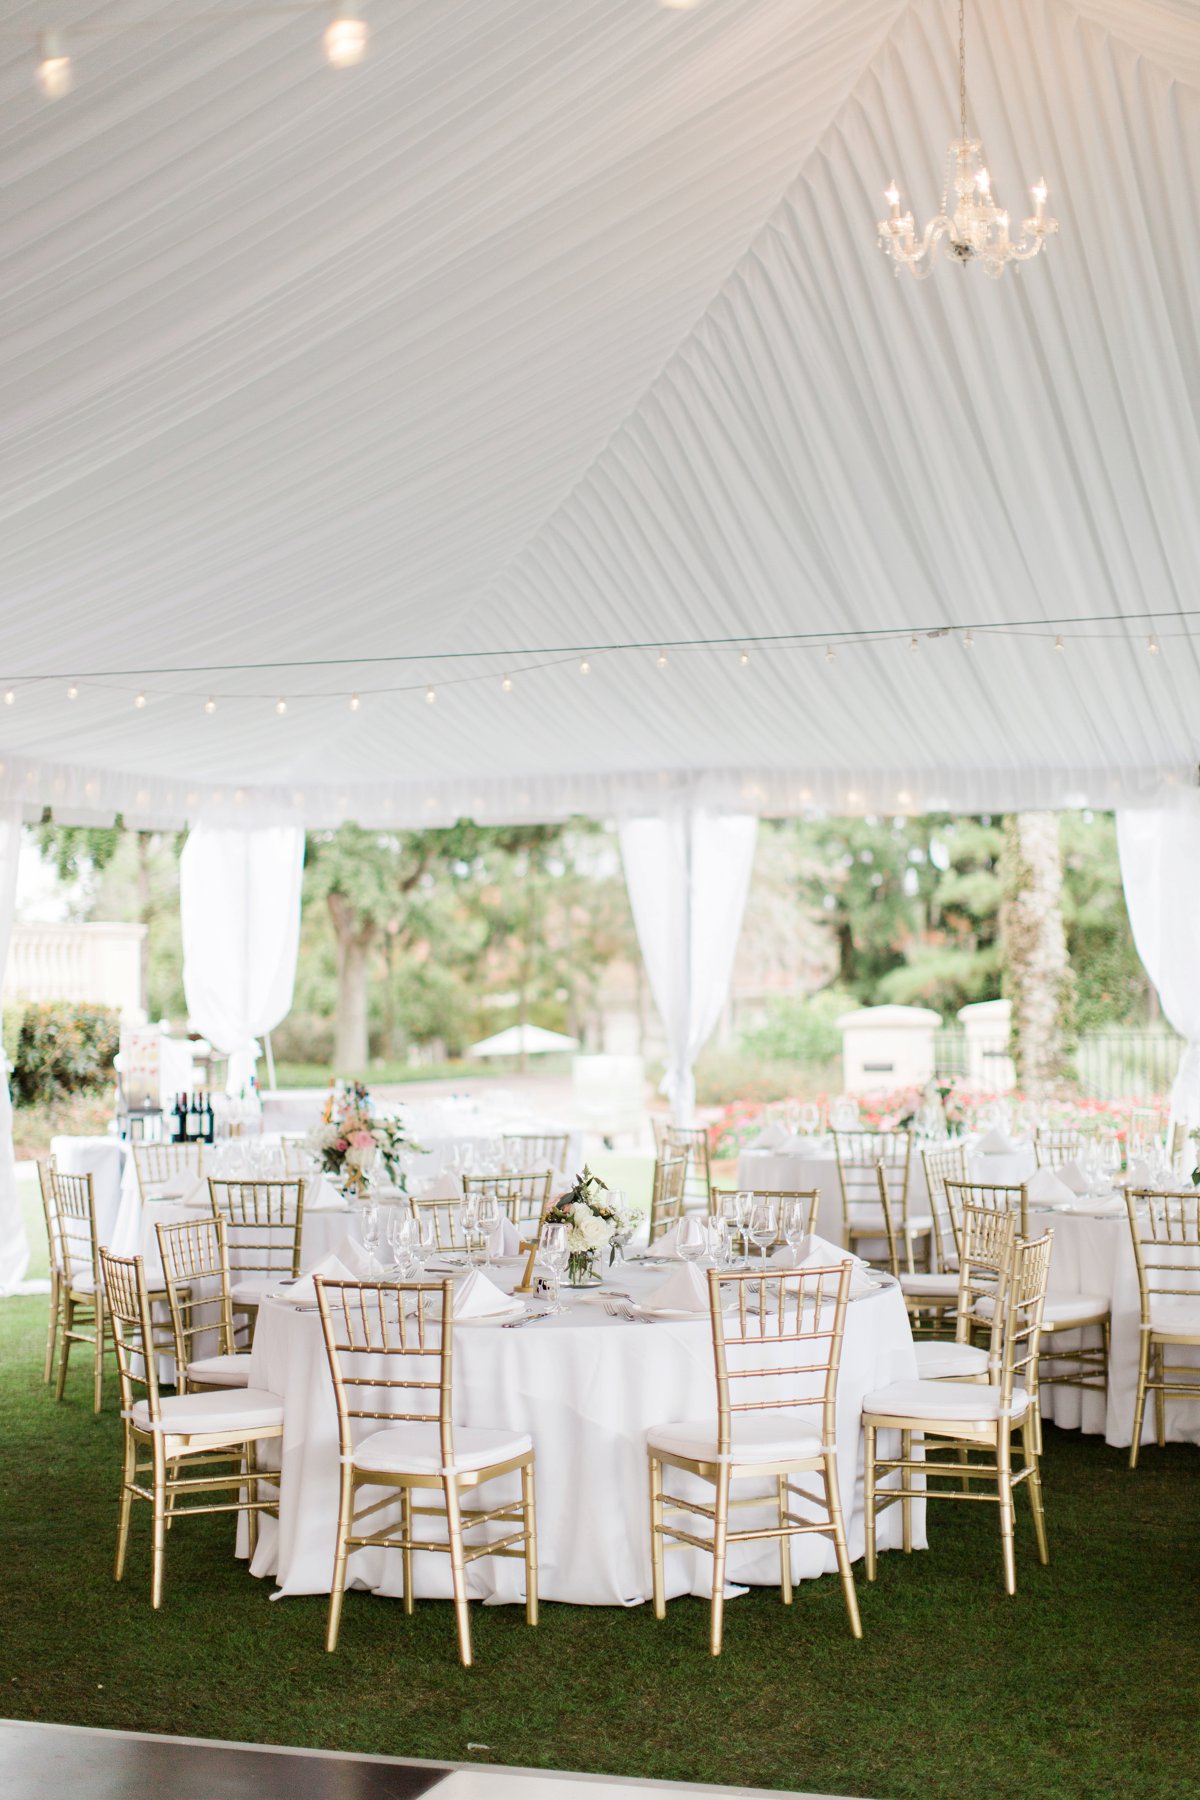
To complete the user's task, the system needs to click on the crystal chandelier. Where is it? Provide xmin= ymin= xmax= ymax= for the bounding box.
xmin=877 ymin=0 xmax=1057 ymax=280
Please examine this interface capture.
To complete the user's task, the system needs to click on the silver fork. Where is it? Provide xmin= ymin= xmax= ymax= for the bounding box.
xmin=603 ymin=1298 xmax=640 ymax=1321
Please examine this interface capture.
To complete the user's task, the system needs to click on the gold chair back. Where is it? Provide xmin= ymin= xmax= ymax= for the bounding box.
xmin=37 ymin=1158 xmax=64 ymax=1278
xmin=943 ymin=1177 xmax=1028 ymax=1245
xmin=279 ymin=1134 xmax=311 ymax=1175
xmin=49 ymin=1168 xmax=99 ymax=1290
xmin=873 ymin=1164 xmax=901 ymax=1279
xmin=663 ymin=1124 xmax=712 ymax=1210
xmin=207 ymin=1177 xmax=306 ymax=1282
xmin=955 ymin=1203 xmax=1018 ymax=1366
xmin=833 ymin=1129 xmax=912 ymax=1240
xmin=921 ymin=1141 xmax=970 ymax=1267
xmin=463 ymin=1169 xmax=553 ymax=1232
xmin=501 ymin=1133 xmax=570 ymax=1173
xmin=649 ymin=1152 xmax=688 ymax=1243
xmin=315 ymin=1278 xmax=453 ymax=1462
xmin=132 ymin=1140 xmax=205 ymax=1198
xmin=1033 ymin=1126 xmax=1087 ymax=1169
xmin=155 ymin=1215 xmax=238 ymax=1384
xmin=98 ymin=1248 xmax=161 ymax=1425
xmin=707 ymin=1262 xmax=852 ymax=1459
xmin=710 ymin=1187 xmax=819 ymax=1240
xmin=411 ymin=1190 xmax=469 ymax=1252
xmin=1126 ymin=1188 xmax=1200 ymax=1319
xmin=997 ymin=1231 xmax=1055 ymax=1417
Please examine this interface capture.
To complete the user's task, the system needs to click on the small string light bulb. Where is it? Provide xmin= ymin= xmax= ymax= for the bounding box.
xmin=3 ymin=689 xmax=14 ymax=706
xmin=656 ymin=650 xmax=668 ymax=669
xmin=1054 ymin=634 xmax=1065 ymax=654
xmin=275 ymin=697 xmax=288 ymax=716
xmin=36 ymin=31 xmax=72 ymax=99
xmin=501 ymin=674 xmax=513 ymax=693
xmin=825 ymin=645 xmax=836 ymax=663
xmin=425 ymin=686 xmax=437 ymax=705
xmin=66 ymin=684 xmax=78 ymax=701
xmin=323 ymin=10 xmax=369 ymax=67
xmin=134 ymin=691 xmax=147 ymax=708
xmin=739 ymin=649 xmax=750 ymax=667
xmin=1148 ymin=634 xmax=1160 ymax=656
xmin=204 ymin=696 xmax=217 ymax=715
xmin=349 ymin=693 xmax=361 ymax=712
xmin=579 ymin=658 xmax=590 ymax=675
xmin=963 ymin=629 xmax=975 ymax=649
xmin=908 ymin=635 xmax=919 ymax=653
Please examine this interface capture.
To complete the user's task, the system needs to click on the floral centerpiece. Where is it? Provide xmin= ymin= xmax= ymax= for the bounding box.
xmin=543 ymin=1166 xmax=636 ymax=1286
xmin=305 ymin=1080 xmax=419 ymax=1196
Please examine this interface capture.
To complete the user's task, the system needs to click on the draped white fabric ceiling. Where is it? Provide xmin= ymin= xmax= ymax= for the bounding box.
xmin=0 ymin=0 xmax=1197 ymax=828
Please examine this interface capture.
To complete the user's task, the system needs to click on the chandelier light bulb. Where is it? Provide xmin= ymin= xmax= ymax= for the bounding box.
xmin=579 ymin=658 xmax=590 ymax=675
xmin=276 ymin=697 xmax=287 ymax=716
xmin=349 ymin=693 xmax=361 ymax=712
xmin=36 ymin=31 xmax=72 ymax=99
xmin=658 ymin=0 xmax=702 ymax=9
xmin=134 ymin=691 xmax=147 ymax=708
xmin=204 ymin=696 xmax=217 ymax=714
xmin=425 ymin=686 xmax=437 ymax=705
xmin=975 ymin=166 xmax=991 ymax=195
xmin=66 ymin=684 xmax=78 ymax=701
xmin=323 ymin=11 xmax=369 ymax=68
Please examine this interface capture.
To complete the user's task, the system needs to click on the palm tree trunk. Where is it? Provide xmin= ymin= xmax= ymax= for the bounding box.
xmin=999 ymin=813 xmax=1073 ymax=1096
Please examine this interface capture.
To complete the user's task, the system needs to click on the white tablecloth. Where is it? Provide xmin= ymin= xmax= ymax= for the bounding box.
xmin=245 ymin=1260 xmax=922 ymax=1607
xmin=50 ymin=1135 xmax=127 ymax=1246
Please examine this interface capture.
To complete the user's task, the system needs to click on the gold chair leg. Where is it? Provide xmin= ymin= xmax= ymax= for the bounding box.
xmin=1022 ymin=1416 xmax=1049 ymax=1566
xmin=93 ymin=1295 xmax=106 ymax=1414
xmin=900 ymin=1432 xmax=913 ymax=1553
xmin=443 ymin=1476 xmax=473 ymax=1668
xmin=245 ymin=1441 xmax=259 ymax=1560
xmin=823 ymin=1457 xmax=862 ymax=1638
xmin=709 ymin=1465 xmax=731 ymax=1657
xmin=43 ymin=1274 xmax=59 ymax=1384
xmin=54 ymin=1295 xmax=74 ymax=1401
xmin=521 ymin=1459 xmax=539 ymax=1627
xmin=400 ymin=1487 xmax=415 ymax=1616
xmin=1130 ymin=1331 xmax=1151 ymax=1468
xmin=863 ymin=1426 xmax=878 ymax=1581
xmin=997 ymin=1433 xmax=1016 ymax=1596
xmin=648 ymin=1454 xmax=666 ymax=1620
xmin=1154 ymin=1344 xmax=1166 ymax=1447
xmin=777 ymin=1476 xmax=792 ymax=1605
xmin=114 ymin=1428 xmax=136 ymax=1581
xmin=150 ymin=1440 xmax=167 ymax=1609
xmin=326 ymin=1464 xmax=355 ymax=1652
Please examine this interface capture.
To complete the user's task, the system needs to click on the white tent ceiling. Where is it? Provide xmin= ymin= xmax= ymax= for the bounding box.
xmin=0 ymin=0 xmax=1197 ymax=828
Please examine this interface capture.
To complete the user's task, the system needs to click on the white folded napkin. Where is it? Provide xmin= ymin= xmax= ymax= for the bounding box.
xmin=751 ymin=1122 xmax=787 ymax=1151
xmin=417 ymin=1173 xmax=462 ymax=1202
xmin=489 ymin=1216 xmax=522 ymax=1256
xmin=792 ymin=1246 xmax=876 ymax=1299
xmin=305 ymin=1176 xmax=351 ymax=1212
xmin=644 ymin=1222 xmax=684 ymax=1260
xmin=794 ymin=1232 xmax=866 ymax=1268
xmin=286 ymin=1252 xmax=358 ymax=1304
xmin=643 ymin=1260 xmax=712 ymax=1314
xmin=1026 ymin=1166 xmax=1076 ymax=1206
xmin=1127 ymin=1159 xmax=1156 ymax=1188
xmin=1055 ymin=1160 xmax=1091 ymax=1196
xmin=977 ymin=1127 xmax=1015 ymax=1155
xmin=146 ymin=1172 xmax=207 ymax=1208
xmin=452 ymin=1267 xmax=515 ymax=1319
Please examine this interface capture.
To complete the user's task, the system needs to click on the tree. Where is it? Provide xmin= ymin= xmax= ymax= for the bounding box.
xmin=999 ymin=813 xmax=1074 ymax=1093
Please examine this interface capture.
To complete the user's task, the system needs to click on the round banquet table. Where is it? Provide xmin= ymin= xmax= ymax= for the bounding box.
xmin=50 ymin=1135 xmax=127 ymax=1245
xmin=245 ymin=1260 xmax=923 ymax=1607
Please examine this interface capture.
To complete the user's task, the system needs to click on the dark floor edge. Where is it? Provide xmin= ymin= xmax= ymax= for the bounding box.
xmin=1 ymin=1720 xmax=839 ymax=1797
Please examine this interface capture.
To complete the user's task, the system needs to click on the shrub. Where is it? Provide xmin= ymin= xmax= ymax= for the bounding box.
xmin=736 ymin=989 xmax=850 ymax=1068
xmin=5 ymin=1002 xmax=120 ymax=1106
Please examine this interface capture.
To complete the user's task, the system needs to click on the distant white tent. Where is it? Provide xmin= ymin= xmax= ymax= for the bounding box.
xmin=467 ymin=1025 xmax=580 ymax=1059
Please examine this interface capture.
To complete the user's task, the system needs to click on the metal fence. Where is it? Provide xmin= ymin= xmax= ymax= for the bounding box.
xmin=935 ymin=1025 xmax=1181 ymax=1100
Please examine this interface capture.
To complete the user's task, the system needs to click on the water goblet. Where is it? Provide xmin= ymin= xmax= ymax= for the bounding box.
xmin=477 ymin=1195 xmax=502 ymax=1266
xmin=358 ymin=1203 xmax=381 ymax=1277
xmin=781 ymin=1198 xmax=809 ymax=1266
xmin=748 ymin=1197 xmax=778 ymax=1270
xmin=537 ymin=1222 xmax=568 ymax=1314
xmin=708 ymin=1216 xmax=732 ymax=1271
xmin=734 ymin=1190 xmax=754 ymax=1266
xmin=676 ymin=1215 xmax=708 ymax=1264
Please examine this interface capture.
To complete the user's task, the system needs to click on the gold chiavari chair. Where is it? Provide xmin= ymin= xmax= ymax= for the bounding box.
xmin=207 ymin=1177 xmax=305 ymax=1348
xmin=862 ymin=1229 xmax=1053 ymax=1596
xmin=156 ymin=1216 xmax=250 ymax=1392
xmin=648 ymin=1262 xmax=860 ymax=1656
xmin=1126 ymin=1188 xmax=1200 ymax=1467
xmin=876 ymin=1166 xmax=959 ymax=1334
xmin=663 ymin=1124 xmax=712 ymax=1212
xmin=1033 ymin=1126 xmax=1088 ymax=1169
xmin=1169 ymin=1120 xmax=1189 ymax=1164
xmin=912 ymin=1205 xmax=1017 ymax=1382
xmin=463 ymin=1169 xmax=554 ymax=1236
xmin=132 ymin=1139 xmax=206 ymax=1200
xmin=279 ymin=1133 xmax=312 ymax=1176
xmin=49 ymin=1167 xmax=110 ymax=1412
xmin=501 ymin=1132 xmax=570 ymax=1174
xmin=710 ymin=1188 xmax=820 ymax=1250
xmin=1127 ymin=1107 xmax=1165 ymax=1164
xmin=649 ymin=1152 xmax=688 ymax=1244
xmin=832 ymin=1129 xmax=932 ymax=1270
xmin=944 ymin=1177 xmax=1028 ymax=1243
xmin=314 ymin=1276 xmax=538 ymax=1666
xmin=37 ymin=1159 xmax=64 ymax=1384
xmin=921 ymin=1141 xmax=971 ymax=1271
xmin=410 ymin=1189 xmax=470 ymax=1254
xmin=100 ymin=1248 xmax=283 ymax=1608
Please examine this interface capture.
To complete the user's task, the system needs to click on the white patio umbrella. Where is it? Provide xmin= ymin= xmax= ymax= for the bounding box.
xmin=467 ymin=1025 xmax=579 ymax=1059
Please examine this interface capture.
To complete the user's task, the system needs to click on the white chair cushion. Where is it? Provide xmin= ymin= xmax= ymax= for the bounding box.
xmin=1149 ymin=1297 xmax=1200 ymax=1339
xmin=648 ymin=1412 xmax=825 ymax=1465
xmin=900 ymin=1272 xmax=959 ymax=1298
xmin=974 ymin=1291 xmax=1108 ymax=1326
xmin=913 ymin=1340 xmax=989 ymax=1380
xmin=353 ymin=1422 xmax=532 ymax=1477
xmin=67 ymin=1272 xmax=97 ymax=1294
xmin=129 ymin=1387 xmax=283 ymax=1436
xmin=862 ymin=1379 xmax=1029 ymax=1424
xmin=849 ymin=1207 xmax=934 ymax=1236
xmin=186 ymin=1353 xmax=253 ymax=1388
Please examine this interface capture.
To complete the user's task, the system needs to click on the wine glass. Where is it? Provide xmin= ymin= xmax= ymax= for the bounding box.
xmin=359 ymin=1203 xmax=381 ymax=1277
xmin=707 ymin=1215 xmax=732 ymax=1271
xmin=387 ymin=1211 xmax=415 ymax=1279
xmin=412 ymin=1209 xmax=437 ymax=1275
xmin=677 ymin=1216 xmax=708 ymax=1264
xmin=748 ymin=1197 xmax=778 ymax=1270
xmin=477 ymin=1194 xmax=502 ymax=1266
xmin=734 ymin=1190 xmax=754 ymax=1267
xmin=459 ymin=1193 xmax=481 ymax=1266
xmin=537 ymin=1222 xmax=568 ymax=1314
xmin=781 ymin=1198 xmax=809 ymax=1266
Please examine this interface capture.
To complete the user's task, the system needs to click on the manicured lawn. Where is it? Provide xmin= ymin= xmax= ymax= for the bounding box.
xmin=1 ymin=1291 xmax=1196 ymax=1799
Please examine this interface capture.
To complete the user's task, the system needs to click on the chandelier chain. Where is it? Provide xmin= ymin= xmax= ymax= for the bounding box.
xmin=958 ymin=0 xmax=967 ymax=142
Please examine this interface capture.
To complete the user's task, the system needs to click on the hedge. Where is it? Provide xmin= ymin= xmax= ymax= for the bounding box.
xmin=3 ymin=1002 xmax=120 ymax=1106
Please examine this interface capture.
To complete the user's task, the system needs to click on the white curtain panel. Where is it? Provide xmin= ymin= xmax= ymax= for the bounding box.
xmin=0 ymin=805 xmax=29 ymax=1293
xmin=619 ymin=811 xmax=757 ymax=1126
xmin=1117 ymin=807 xmax=1200 ymax=1128
xmin=180 ymin=826 xmax=305 ymax=1097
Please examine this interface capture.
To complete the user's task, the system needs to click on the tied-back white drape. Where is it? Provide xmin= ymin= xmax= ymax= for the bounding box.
xmin=1117 ymin=807 xmax=1200 ymax=1129
xmin=0 ymin=806 xmax=29 ymax=1292
xmin=180 ymin=826 xmax=305 ymax=1097
xmin=619 ymin=811 xmax=757 ymax=1127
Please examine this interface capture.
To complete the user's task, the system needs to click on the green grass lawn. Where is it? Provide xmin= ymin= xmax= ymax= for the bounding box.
xmin=2 ymin=1291 xmax=1197 ymax=1800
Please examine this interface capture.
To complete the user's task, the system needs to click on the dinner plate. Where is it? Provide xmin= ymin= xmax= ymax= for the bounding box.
xmin=456 ymin=1298 xmax=527 ymax=1326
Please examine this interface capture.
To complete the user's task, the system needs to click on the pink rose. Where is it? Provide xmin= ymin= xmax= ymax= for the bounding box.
xmin=334 ymin=1137 xmax=349 ymax=1153
xmin=349 ymin=1130 xmax=374 ymax=1149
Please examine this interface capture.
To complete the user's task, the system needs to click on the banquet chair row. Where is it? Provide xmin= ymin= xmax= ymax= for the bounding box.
xmin=1125 ymin=1187 xmax=1200 ymax=1466
xmin=832 ymin=1129 xmax=934 ymax=1272
xmin=651 ymin=1120 xmax=712 ymax=1211
xmin=131 ymin=1139 xmax=206 ymax=1199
